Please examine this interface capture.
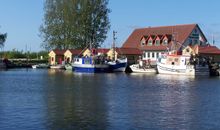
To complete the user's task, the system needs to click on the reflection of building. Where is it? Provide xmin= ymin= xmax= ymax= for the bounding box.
xmin=122 ymin=24 xmax=208 ymax=65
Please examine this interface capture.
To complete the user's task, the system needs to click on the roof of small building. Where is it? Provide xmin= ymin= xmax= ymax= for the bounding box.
xmin=95 ymin=48 xmax=110 ymax=54
xmin=122 ymin=24 xmax=206 ymax=51
xmin=52 ymin=49 xmax=66 ymax=55
xmin=198 ymin=45 xmax=220 ymax=54
xmin=68 ymin=49 xmax=83 ymax=55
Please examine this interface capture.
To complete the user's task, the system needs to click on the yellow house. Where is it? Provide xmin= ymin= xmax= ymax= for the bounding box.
xmin=182 ymin=46 xmax=196 ymax=56
xmin=48 ymin=50 xmax=66 ymax=65
xmin=64 ymin=49 xmax=82 ymax=63
xmin=107 ymin=48 xmax=142 ymax=64
xmin=107 ymin=48 xmax=118 ymax=60
xmin=83 ymin=49 xmax=92 ymax=57
xmin=82 ymin=48 xmax=109 ymax=57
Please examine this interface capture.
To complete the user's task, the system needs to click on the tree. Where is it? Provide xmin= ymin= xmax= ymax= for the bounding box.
xmin=40 ymin=0 xmax=110 ymax=50
xmin=0 ymin=33 xmax=7 ymax=48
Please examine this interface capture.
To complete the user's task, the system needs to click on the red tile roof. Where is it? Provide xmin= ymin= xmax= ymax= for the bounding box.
xmin=198 ymin=45 xmax=220 ymax=54
xmin=115 ymin=48 xmax=142 ymax=55
xmin=122 ymin=24 xmax=202 ymax=51
xmin=53 ymin=49 xmax=66 ymax=55
xmin=68 ymin=49 xmax=83 ymax=55
xmin=96 ymin=48 xmax=109 ymax=54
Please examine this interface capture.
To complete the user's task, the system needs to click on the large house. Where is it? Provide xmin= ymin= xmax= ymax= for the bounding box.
xmin=122 ymin=24 xmax=208 ymax=64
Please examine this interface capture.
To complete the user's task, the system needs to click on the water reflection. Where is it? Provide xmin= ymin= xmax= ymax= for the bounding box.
xmin=1 ymin=70 xmax=220 ymax=129
xmin=44 ymin=72 xmax=109 ymax=129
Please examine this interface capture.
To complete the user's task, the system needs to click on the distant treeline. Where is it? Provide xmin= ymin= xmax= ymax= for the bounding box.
xmin=0 ymin=50 xmax=49 ymax=59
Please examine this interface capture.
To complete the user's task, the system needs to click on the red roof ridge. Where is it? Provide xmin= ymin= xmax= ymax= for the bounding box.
xmin=135 ymin=23 xmax=197 ymax=30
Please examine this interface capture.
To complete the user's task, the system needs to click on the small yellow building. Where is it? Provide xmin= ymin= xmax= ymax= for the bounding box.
xmin=64 ymin=49 xmax=82 ymax=63
xmin=48 ymin=50 xmax=66 ymax=65
xmin=182 ymin=46 xmax=196 ymax=56
xmin=107 ymin=48 xmax=142 ymax=64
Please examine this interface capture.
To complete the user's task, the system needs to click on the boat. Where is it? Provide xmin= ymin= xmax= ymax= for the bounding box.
xmin=64 ymin=63 xmax=72 ymax=70
xmin=32 ymin=63 xmax=49 ymax=69
xmin=50 ymin=64 xmax=65 ymax=69
xmin=107 ymin=31 xmax=128 ymax=72
xmin=108 ymin=58 xmax=127 ymax=72
xmin=130 ymin=64 xmax=157 ymax=73
xmin=72 ymin=56 xmax=110 ymax=73
xmin=157 ymin=53 xmax=209 ymax=76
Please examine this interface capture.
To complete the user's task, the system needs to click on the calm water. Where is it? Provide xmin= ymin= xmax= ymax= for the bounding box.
xmin=0 ymin=69 xmax=220 ymax=130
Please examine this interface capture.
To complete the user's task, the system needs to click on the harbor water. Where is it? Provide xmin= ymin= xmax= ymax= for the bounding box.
xmin=0 ymin=69 xmax=220 ymax=129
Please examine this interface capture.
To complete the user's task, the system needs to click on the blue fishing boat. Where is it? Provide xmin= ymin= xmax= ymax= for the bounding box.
xmin=72 ymin=56 xmax=110 ymax=73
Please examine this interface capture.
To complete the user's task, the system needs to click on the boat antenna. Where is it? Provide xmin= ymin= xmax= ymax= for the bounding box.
xmin=113 ymin=31 xmax=117 ymax=61
xmin=212 ymin=34 xmax=215 ymax=45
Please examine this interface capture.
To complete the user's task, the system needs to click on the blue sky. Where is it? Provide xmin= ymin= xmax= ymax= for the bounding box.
xmin=0 ymin=0 xmax=220 ymax=51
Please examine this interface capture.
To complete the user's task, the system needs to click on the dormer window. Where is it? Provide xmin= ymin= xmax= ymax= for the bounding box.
xmin=163 ymin=39 xmax=168 ymax=45
xmin=140 ymin=37 xmax=146 ymax=46
xmin=155 ymin=40 xmax=160 ymax=46
xmin=148 ymin=40 xmax=153 ymax=46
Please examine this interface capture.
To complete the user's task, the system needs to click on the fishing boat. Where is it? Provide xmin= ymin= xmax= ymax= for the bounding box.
xmin=157 ymin=53 xmax=209 ymax=76
xmin=72 ymin=56 xmax=110 ymax=73
xmin=107 ymin=31 xmax=127 ymax=72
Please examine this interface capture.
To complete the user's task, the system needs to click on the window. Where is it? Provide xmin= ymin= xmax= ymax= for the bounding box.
xmin=155 ymin=40 xmax=160 ymax=46
xmin=148 ymin=40 xmax=153 ymax=46
xmin=163 ymin=39 xmax=168 ymax=45
xmin=148 ymin=52 xmax=150 ymax=58
xmin=152 ymin=52 xmax=155 ymax=58
xmin=194 ymin=39 xmax=198 ymax=44
xmin=143 ymin=52 xmax=146 ymax=58
xmin=156 ymin=52 xmax=159 ymax=58
xmin=141 ymin=39 xmax=145 ymax=46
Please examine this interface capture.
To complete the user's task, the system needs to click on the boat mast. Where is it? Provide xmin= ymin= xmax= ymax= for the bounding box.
xmin=113 ymin=31 xmax=117 ymax=61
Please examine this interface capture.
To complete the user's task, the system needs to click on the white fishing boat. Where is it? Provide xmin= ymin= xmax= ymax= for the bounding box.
xmin=157 ymin=54 xmax=209 ymax=76
xmin=130 ymin=64 xmax=157 ymax=73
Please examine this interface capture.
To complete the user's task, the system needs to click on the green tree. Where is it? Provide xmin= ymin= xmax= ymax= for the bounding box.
xmin=40 ymin=0 xmax=110 ymax=50
xmin=0 ymin=33 xmax=7 ymax=48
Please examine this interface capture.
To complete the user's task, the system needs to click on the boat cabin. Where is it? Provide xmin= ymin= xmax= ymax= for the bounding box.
xmin=159 ymin=55 xmax=191 ymax=66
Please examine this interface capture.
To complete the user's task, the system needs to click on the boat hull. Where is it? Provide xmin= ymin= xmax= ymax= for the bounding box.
xmin=109 ymin=62 xmax=127 ymax=72
xmin=130 ymin=64 xmax=157 ymax=73
xmin=73 ymin=64 xmax=110 ymax=73
xmin=157 ymin=63 xmax=209 ymax=76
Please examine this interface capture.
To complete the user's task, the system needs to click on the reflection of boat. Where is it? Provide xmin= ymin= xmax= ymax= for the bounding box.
xmin=130 ymin=64 xmax=157 ymax=73
xmin=108 ymin=58 xmax=127 ymax=72
xmin=157 ymin=54 xmax=209 ymax=76
xmin=32 ymin=64 xmax=49 ymax=69
xmin=72 ymin=57 xmax=110 ymax=73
